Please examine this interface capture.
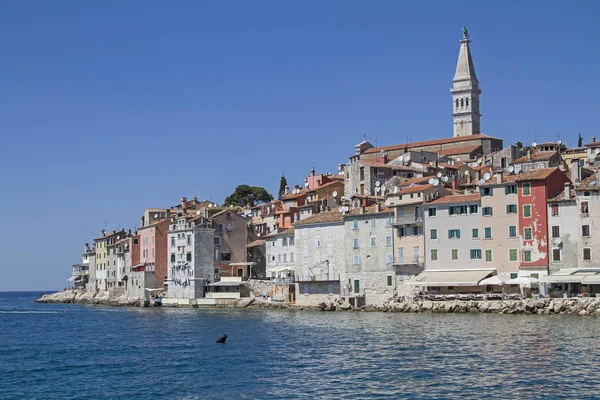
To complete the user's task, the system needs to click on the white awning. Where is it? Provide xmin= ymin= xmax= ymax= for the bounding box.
xmin=541 ymin=275 xmax=584 ymax=284
xmin=276 ymin=266 xmax=295 ymax=272
xmin=404 ymin=269 xmax=495 ymax=287
xmin=209 ymin=281 xmax=243 ymax=287
xmin=228 ymin=262 xmax=256 ymax=266
xmin=145 ymin=288 xmax=163 ymax=292
xmin=66 ymin=276 xmax=76 ymax=282
xmin=581 ymin=275 xmax=600 ymax=285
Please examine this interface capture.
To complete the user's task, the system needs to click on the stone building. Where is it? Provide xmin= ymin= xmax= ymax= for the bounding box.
xmin=293 ymin=211 xmax=345 ymax=306
xmin=452 ymin=27 xmax=481 ymax=137
xmin=265 ymin=228 xmax=295 ymax=280
xmin=167 ymin=214 xmax=215 ymax=299
xmin=342 ymin=203 xmax=395 ymax=306
xmin=513 ymin=150 xmax=562 ymax=174
xmin=212 ymin=210 xmax=249 ymax=279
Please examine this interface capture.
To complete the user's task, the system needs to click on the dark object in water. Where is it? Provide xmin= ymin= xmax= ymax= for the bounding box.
xmin=216 ymin=334 xmax=227 ymax=343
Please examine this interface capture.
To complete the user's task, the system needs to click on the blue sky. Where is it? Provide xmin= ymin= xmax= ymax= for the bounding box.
xmin=1 ymin=1 xmax=598 ymax=290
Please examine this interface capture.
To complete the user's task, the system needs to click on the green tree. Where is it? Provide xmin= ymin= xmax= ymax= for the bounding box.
xmin=278 ymin=175 xmax=288 ymax=199
xmin=578 ymin=133 xmax=583 ymax=147
xmin=223 ymin=185 xmax=273 ymax=208
xmin=515 ymin=141 xmax=523 ymax=148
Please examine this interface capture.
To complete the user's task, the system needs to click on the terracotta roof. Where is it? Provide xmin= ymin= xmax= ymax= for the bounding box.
xmin=293 ymin=210 xmax=344 ymax=226
xmin=281 ymin=189 xmax=308 ymax=200
xmin=585 ymin=142 xmax=600 ymax=147
xmin=513 ymin=168 xmax=561 ymax=182
xmin=345 ymin=203 xmax=392 ymax=216
xmin=548 ymin=187 xmax=576 ymax=202
xmin=472 ymin=165 xmax=492 ymax=172
xmin=479 ymin=173 xmax=519 ymax=185
xmin=329 ymin=174 xmax=345 ymax=181
xmin=576 ymin=173 xmax=600 ymax=191
xmin=391 ymin=184 xmax=433 ymax=196
xmin=279 ymin=227 xmax=295 ymax=235
xmin=397 ymin=176 xmax=433 ymax=187
xmin=428 ymin=193 xmax=480 ymax=205
xmin=350 ymin=194 xmax=385 ymax=200
xmin=437 ymin=145 xmax=482 ymax=157
xmin=308 ymin=181 xmax=342 ymax=192
xmin=362 ymin=134 xmax=500 ymax=154
xmin=247 ymin=239 xmax=266 ymax=247
xmin=437 ymin=162 xmax=459 ymax=170
xmin=514 ymin=151 xmax=558 ymax=163
xmin=94 ymin=230 xmax=125 ymax=240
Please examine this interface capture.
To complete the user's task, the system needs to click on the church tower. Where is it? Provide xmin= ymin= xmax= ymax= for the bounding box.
xmin=451 ymin=26 xmax=481 ymax=137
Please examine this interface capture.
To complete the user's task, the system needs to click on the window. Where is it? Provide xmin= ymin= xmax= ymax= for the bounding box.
xmin=289 ymin=237 xmax=294 ymax=246
xmin=451 ymin=249 xmax=459 ymax=260
xmin=315 ymin=237 xmax=321 ymax=247
xmin=552 ymin=248 xmax=561 ymax=261
xmin=470 ymin=249 xmax=482 ymax=259
xmin=508 ymin=225 xmax=517 ymax=238
xmin=584 ymin=191 xmax=591 ymax=196
xmin=186 ymin=253 xmax=192 ymax=262
xmin=524 ymin=227 xmax=532 ymax=240
xmin=353 ymin=220 xmax=359 ymax=230
xmin=282 ymin=238 xmax=288 ymax=246
xmin=484 ymin=227 xmax=492 ymax=239
xmin=510 ymin=272 xmax=518 ymax=279
xmin=551 ymin=203 xmax=559 ymax=216
xmin=582 ymin=225 xmax=590 ymax=237
xmin=430 ymin=229 xmax=438 ymax=240
xmin=283 ymin=253 xmax=287 ymax=262
xmin=459 ymin=205 xmax=468 ymax=215
xmin=469 ymin=205 xmax=479 ymax=214
xmin=472 ymin=228 xmax=479 ymax=239
xmin=371 ymin=219 xmax=376 ymax=228
xmin=386 ymin=216 xmax=393 ymax=226
xmin=505 ymin=185 xmax=517 ymax=195
xmin=370 ymin=236 xmax=377 ymax=247
xmin=523 ymin=205 xmax=532 ymax=218
xmin=481 ymin=187 xmax=492 ymax=197
xmin=551 ymin=226 xmax=560 ymax=238
xmin=290 ymin=252 xmax=295 ymax=262
xmin=449 ymin=206 xmax=458 ymax=216
xmin=428 ymin=208 xmax=437 ymax=217
xmin=482 ymin=207 xmax=493 ymax=216
xmin=524 ymin=250 xmax=532 ymax=262
xmin=508 ymin=249 xmax=518 ymax=262
xmin=353 ymin=255 xmax=360 ymax=265
xmin=583 ymin=248 xmax=592 ymax=261
xmin=431 ymin=249 xmax=438 ymax=261
xmin=581 ymin=201 xmax=589 ymax=214
xmin=485 ymin=249 xmax=493 ymax=262
xmin=522 ymin=183 xmax=531 ymax=196
xmin=506 ymin=204 xmax=517 ymax=214
xmin=386 ymin=253 xmax=393 ymax=264
xmin=214 ymin=237 xmax=221 ymax=245
xmin=448 ymin=229 xmax=461 ymax=239
xmin=171 ymin=237 xmax=175 ymax=247
xmin=171 ymin=253 xmax=175 ymax=263
xmin=397 ymin=227 xmax=405 ymax=237
xmin=387 ymin=276 xmax=393 ymax=286
xmin=386 ymin=235 xmax=392 ymax=246
xmin=411 ymin=226 xmax=421 ymax=236
xmin=353 ymin=238 xmax=359 ymax=249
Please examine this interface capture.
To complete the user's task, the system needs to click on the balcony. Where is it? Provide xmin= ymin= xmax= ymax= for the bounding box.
xmin=391 ymin=256 xmax=424 ymax=268
xmin=392 ymin=214 xmax=424 ymax=226
xmin=296 ymin=272 xmax=340 ymax=282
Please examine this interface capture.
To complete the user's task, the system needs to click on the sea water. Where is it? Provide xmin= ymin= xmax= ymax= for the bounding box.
xmin=1 ymin=292 xmax=600 ymax=399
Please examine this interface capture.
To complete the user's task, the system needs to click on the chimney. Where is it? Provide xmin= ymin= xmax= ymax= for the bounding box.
xmin=375 ymin=203 xmax=380 ymax=213
xmin=527 ymin=149 xmax=532 ymax=160
xmin=101 ymin=229 xmax=106 ymax=237
xmin=452 ymin=177 xmax=457 ymax=190
xmin=181 ymin=197 xmax=187 ymax=210
xmin=128 ymin=229 xmax=132 ymax=236
xmin=570 ymin=159 xmax=581 ymax=182
xmin=193 ymin=195 xmax=198 ymax=202
xmin=559 ymin=160 xmax=566 ymax=172
xmin=496 ymin=171 xmax=503 ymax=184
xmin=284 ymin=185 xmax=290 ymax=194
xmin=311 ymin=168 xmax=315 ymax=177
xmin=476 ymin=170 xmax=481 ymax=183
xmin=140 ymin=216 xmax=145 ymax=228
xmin=338 ymin=163 xmax=345 ymax=174
xmin=564 ymin=182 xmax=571 ymax=200
xmin=592 ymin=136 xmax=597 ymax=144
xmin=359 ymin=207 xmax=365 ymax=215
xmin=85 ymin=243 xmax=90 ymax=252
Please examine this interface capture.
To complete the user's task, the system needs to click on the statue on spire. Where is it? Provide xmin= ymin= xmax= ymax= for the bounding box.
xmin=462 ymin=26 xmax=469 ymax=40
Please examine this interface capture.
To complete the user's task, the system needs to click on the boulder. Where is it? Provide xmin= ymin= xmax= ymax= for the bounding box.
xmin=487 ymin=302 xmax=503 ymax=313
xmin=339 ymin=302 xmax=352 ymax=310
xmin=236 ymin=298 xmax=255 ymax=308
xmin=587 ymin=304 xmax=597 ymax=314
xmin=535 ymin=300 xmax=546 ymax=309
xmin=422 ymin=301 xmax=433 ymax=311
xmin=579 ymin=310 xmax=588 ymax=316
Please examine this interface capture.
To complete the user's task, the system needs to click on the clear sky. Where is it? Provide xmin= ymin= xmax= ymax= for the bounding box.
xmin=1 ymin=1 xmax=598 ymax=291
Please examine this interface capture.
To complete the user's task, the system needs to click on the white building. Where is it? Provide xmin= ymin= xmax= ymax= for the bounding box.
xmin=265 ymin=227 xmax=295 ymax=280
xmin=293 ymin=211 xmax=345 ymax=306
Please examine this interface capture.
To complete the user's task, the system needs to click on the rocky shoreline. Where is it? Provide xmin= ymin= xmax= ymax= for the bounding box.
xmin=35 ymin=290 xmax=600 ymax=316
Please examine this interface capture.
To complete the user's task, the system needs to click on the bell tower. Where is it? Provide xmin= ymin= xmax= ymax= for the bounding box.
xmin=451 ymin=26 xmax=481 ymax=137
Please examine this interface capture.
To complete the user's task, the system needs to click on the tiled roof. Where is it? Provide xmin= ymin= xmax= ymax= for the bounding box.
xmin=428 ymin=193 xmax=480 ymax=205
xmin=329 ymin=174 xmax=345 ymax=181
xmin=437 ymin=145 xmax=482 ymax=157
xmin=513 ymin=168 xmax=561 ymax=182
xmin=397 ymin=176 xmax=433 ymax=187
xmin=94 ymin=230 xmax=125 ymax=240
xmin=345 ymin=203 xmax=392 ymax=216
xmin=391 ymin=184 xmax=434 ymax=196
xmin=278 ymin=227 xmax=295 ymax=235
xmin=514 ymin=151 xmax=558 ymax=163
xmin=362 ymin=134 xmax=500 ymax=154
xmin=281 ymin=189 xmax=308 ymax=200
xmin=585 ymin=142 xmax=600 ymax=147
xmin=437 ymin=162 xmax=459 ymax=170
xmin=350 ymin=194 xmax=385 ymax=200
xmin=293 ymin=210 xmax=344 ymax=226
xmin=308 ymin=181 xmax=342 ymax=192
xmin=247 ymin=239 xmax=266 ymax=247
xmin=548 ymin=188 xmax=576 ymax=202
xmin=576 ymin=173 xmax=600 ymax=191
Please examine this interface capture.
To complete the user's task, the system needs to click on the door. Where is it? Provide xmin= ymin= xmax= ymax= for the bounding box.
xmin=413 ymin=246 xmax=419 ymax=263
xmin=398 ymin=247 xmax=404 ymax=264
xmin=354 ymin=279 xmax=360 ymax=293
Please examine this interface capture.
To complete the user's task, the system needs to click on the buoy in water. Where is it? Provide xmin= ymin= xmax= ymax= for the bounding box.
xmin=216 ymin=334 xmax=227 ymax=343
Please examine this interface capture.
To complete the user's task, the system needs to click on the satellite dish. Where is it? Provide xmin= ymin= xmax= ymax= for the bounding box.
xmin=532 ymin=142 xmax=537 ymax=148
xmin=428 ymin=178 xmax=435 ymax=184
xmin=437 ymin=172 xmax=442 ymax=178
xmin=380 ymin=150 xmax=385 ymax=156
xmin=257 ymin=233 xmax=261 ymax=237
xmin=464 ymin=170 xmax=470 ymax=176
xmin=557 ymin=139 xmax=562 ymax=145
xmin=339 ymin=207 xmax=344 ymax=213
xmin=304 ymin=182 xmax=309 ymax=188
xmin=442 ymin=176 xmax=449 ymax=182
xmin=433 ymin=179 xmax=439 ymax=186
xmin=345 ymin=206 xmax=350 ymax=212
xmin=375 ymin=181 xmax=380 ymax=187
xmin=478 ymin=179 xmax=486 ymax=186
xmin=226 ymin=224 xmax=233 ymax=231
xmin=456 ymin=158 xmax=461 ymax=162
xmin=332 ymin=191 xmax=338 ymax=197
xmin=595 ymin=149 xmax=600 ymax=155
xmin=483 ymin=172 xmax=491 ymax=181
xmin=375 ymin=186 xmax=381 ymax=193
xmin=154 ymin=213 xmax=159 ymax=218
xmin=116 ymin=236 xmax=120 ymax=240
xmin=196 ymin=210 xmax=201 ymax=215
xmin=508 ymin=165 xmax=515 ymax=173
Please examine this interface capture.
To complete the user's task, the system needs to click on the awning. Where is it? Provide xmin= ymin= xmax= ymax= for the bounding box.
xmin=145 ymin=288 xmax=163 ymax=292
xmin=66 ymin=276 xmax=76 ymax=282
xmin=208 ymin=281 xmax=242 ymax=287
xmin=276 ymin=266 xmax=295 ymax=272
xmin=404 ymin=269 xmax=495 ymax=287
xmin=541 ymin=275 xmax=584 ymax=284
xmin=228 ymin=262 xmax=256 ymax=266
xmin=582 ymin=275 xmax=600 ymax=284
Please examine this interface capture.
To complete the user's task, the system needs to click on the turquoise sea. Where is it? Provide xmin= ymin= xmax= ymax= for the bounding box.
xmin=1 ymin=291 xmax=600 ymax=399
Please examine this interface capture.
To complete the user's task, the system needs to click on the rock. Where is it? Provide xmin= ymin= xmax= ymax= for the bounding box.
xmin=535 ymin=300 xmax=545 ymax=309
xmin=554 ymin=301 xmax=565 ymax=314
xmin=587 ymin=304 xmax=596 ymax=314
xmin=537 ymin=309 xmax=544 ymax=315
xmin=410 ymin=303 xmax=420 ymax=313
xmin=422 ymin=301 xmax=433 ymax=311
xmin=339 ymin=302 xmax=352 ymax=310
xmin=236 ymin=298 xmax=255 ymax=308
xmin=579 ymin=310 xmax=588 ymax=316
xmin=549 ymin=300 xmax=555 ymax=311
xmin=487 ymin=302 xmax=503 ymax=313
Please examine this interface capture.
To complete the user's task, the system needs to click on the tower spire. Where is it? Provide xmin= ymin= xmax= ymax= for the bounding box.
xmin=451 ymin=26 xmax=481 ymax=137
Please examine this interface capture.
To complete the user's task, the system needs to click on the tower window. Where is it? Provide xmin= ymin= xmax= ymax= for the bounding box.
xmin=456 ymin=99 xmax=459 ymax=109
xmin=466 ymin=98 xmax=469 ymax=107
xmin=461 ymin=98 xmax=464 ymax=107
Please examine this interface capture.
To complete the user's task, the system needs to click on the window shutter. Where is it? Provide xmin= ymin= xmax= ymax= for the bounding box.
xmin=456 ymin=230 xmax=461 ymax=239
xmin=448 ymin=230 xmax=452 ymax=239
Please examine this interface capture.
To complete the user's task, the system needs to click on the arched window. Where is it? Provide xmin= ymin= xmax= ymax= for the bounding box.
xmin=460 ymin=98 xmax=464 ymax=107
xmin=466 ymin=98 xmax=469 ymax=107
xmin=455 ymin=99 xmax=459 ymax=109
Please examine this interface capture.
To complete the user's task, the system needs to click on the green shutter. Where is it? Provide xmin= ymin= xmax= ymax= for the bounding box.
xmin=448 ymin=230 xmax=452 ymax=239
xmin=387 ymin=276 xmax=392 ymax=286
xmin=456 ymin=230 xmax=460 ymax=239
